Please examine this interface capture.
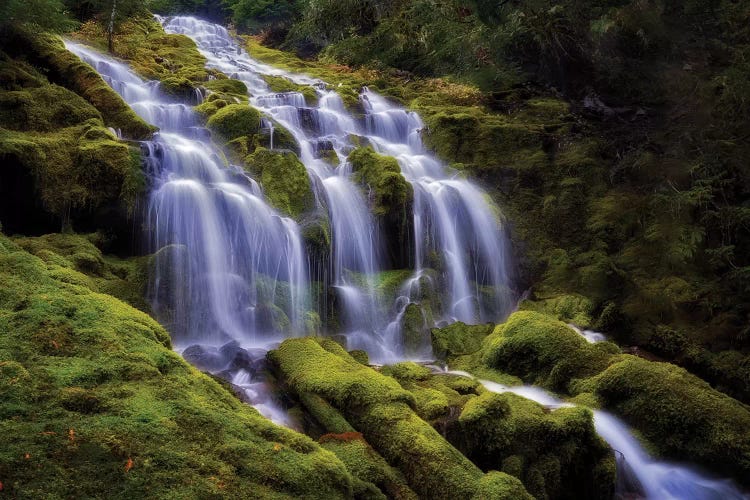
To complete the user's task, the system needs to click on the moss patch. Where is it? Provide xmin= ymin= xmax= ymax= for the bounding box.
xmin=244 ymin=148 xmax=314 ymax=219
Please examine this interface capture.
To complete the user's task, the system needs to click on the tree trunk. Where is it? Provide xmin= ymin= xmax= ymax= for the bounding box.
xmin=107 ymin=0 xmax=117 ymax=53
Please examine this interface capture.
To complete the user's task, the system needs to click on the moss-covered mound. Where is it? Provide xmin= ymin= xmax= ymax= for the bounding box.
xmin=244 ymin=148 xmax=315 ymax=219
xmin=0 ymin=233 xmax=355 ymax=498
xmin=0 ymin=49 xmax=146 ymax=236
xmin=576 ymin=355 xmax=750 ymax=484
xmin=454 ymin=391 xmax=614 ymax=499
xmin=207 ymin=103 xmax=261 ymax=142
xmin=348 ymin=146 xmax=411 ymax=218
xmin=348 ymin=146 xmax=413 ymax=268
xmin=482 ymin=311 xmax=615 ymax=392
xmin=269 ymin=337 xmax=530 ymax=499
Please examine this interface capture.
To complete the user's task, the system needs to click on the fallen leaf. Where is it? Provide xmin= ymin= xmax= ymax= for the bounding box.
xmin=273 ymin=443 xmax=282 ymax=451
xmin=68 ymin=429 xmax=75 ymax=442
xmin=24 ymin=453 xmax=30 ymax=459
xmin=125 ymin=457 xmax=133 ymax=472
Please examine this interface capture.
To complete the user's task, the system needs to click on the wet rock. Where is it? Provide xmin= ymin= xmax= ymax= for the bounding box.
xmin=182 ymin=344 xmax=227 ymax=371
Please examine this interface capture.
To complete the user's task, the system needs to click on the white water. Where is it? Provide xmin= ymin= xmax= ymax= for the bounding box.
xmin=64 ymin=41 xmax=308 ymax=349
xmin=471 ymin=378 xmax=748 ymax=499
xmin=159 ymin=15 xmax=513 ymax=362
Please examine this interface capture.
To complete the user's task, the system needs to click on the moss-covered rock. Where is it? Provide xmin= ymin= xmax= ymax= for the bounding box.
xmin=319 ymin=432 xmax=418 ymax=499
xmin=454 ymin=391 xmax=615 ymax=499
xmin=244 ymin=148 xmax=315 ymax=219
xmin=348 ymin=146 xmax=412 ymax=217
xmin=575 ymin=355 xmax=750 ymax=485
xmin=207 ymin=103 xmax=261 ymax=142
xmin=0 ymin=234 xmax=355 ymax=498
xmin=348 ymin=146 xmax=413 ymax=268
xmin=482 ymin=311 xmax=612 ymax=392
xmin=431 ymin=321 xmax=495 ymax=359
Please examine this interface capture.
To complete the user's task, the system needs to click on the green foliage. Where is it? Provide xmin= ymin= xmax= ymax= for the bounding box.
xmin=244 ymin=148 xmax=314 ymax=219
xmin=0 ymin=234 xmax=356 ymax=498
xmin=0 ymin=0 xmax=74 ymax=31
xmin=207 ymin=103 xmax=261 ymax=141
xmin=225 ymin=0 xmax=300 ymax=33
xmin=348 ymin=146 xmax=412 ymax=217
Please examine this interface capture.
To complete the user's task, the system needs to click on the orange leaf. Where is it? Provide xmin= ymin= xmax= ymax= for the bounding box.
xmin=24 ymin=453 xmax=30 ymax=459
xmin=273 ymin=443 xmax=282 ymax=451
xmin=51 ymin=340 xmax=59 ymax=349
xmin=68 ymin=429 xmax=75 ymax=442
xmin=125 ymin=457 xmax=133 ymax=472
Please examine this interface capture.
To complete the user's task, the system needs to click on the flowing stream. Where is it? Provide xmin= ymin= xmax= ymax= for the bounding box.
xmin=440 ymin=369 xmax=747 ymax=500
xmin=159 ymin=15 xmax=513 ymax=362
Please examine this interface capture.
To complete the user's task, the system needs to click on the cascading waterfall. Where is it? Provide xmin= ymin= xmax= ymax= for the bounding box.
xmin=63 ymin=41 xmax=308 ymax=350
xmin=160 ymin=15 xmax=513 ymax=362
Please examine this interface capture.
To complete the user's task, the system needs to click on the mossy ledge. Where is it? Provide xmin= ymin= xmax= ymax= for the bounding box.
xmin=0 ymin=233 xmax=356 ymax=498
xmin=3 ymin=27 xmax=154 ymax=139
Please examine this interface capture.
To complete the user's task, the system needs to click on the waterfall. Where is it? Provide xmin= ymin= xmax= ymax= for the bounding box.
xmin=64 ymin=41 xmax=308 ymax=349
xmin=159 ymin=15 xmax=513 ymax=362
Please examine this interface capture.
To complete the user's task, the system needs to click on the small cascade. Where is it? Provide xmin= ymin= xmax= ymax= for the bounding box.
xmin=64 ymin=41 xmax=308 ymax=351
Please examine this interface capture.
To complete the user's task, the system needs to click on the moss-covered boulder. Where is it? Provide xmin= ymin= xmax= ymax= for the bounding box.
xmin=269 ymin=337 xmax=531 ymax=499
xmin=244 ymin=148 xmax=315 ymax=219
xmin=348 ymin=146 xmax=411 ymax=217
xmin=482 ymin=311 xmax=612 ymax=392
xmin=431 ymin=321 xmax=495 ymax=359
xmin=575 ymin=355 xmax=750 ymax=485
xmin=207 ymin=103 xmax=261 ymax=142
xmin=348 ymin=146 xmax=413 ymax=268
xmin=0 ymin=234 xmax=355 ymax=498
xmin=454 ymin=391 xmax=615 ymax=499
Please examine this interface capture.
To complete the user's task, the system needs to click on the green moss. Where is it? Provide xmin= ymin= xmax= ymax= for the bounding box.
xmin=472 ymin=471 xmax=533 ymax=500
xmin=207 ymin=103 xmax=261 ymax=142
xmin=574 ymin=355 xmax=750 ymax=484
xmin=0 ymin=121 xmax=145 ymax=220
xmin=4 ymin=28 xmax=154 ymax=139
xmin=455 ymin=391 xmax=614 ymax=499
xmin=348 ymin=146 xmax=412 ymax=217
xmin=431 ymin=322 xmax=495 ymax=359
xmin=349 ymin=349 xmax=370 ymax=365
xmin=519 ymin=294 xmax=595 ymax=328
xmin=261 ymin=74 xmax=319 ymax=106
xmin=269 ymin=337 xmax=526 ymax=498
xmin=0 ymin=233 xmax=355 ymax=498
xmin=244 ymin=148 xmax=314 ymax=219
xmin=482 ymin=311 xmax=611 ymax=392
xmin=319 ymin=432 xmax=418 ymax=499
xmin=380 ymin=362 xmax=431 ymax=382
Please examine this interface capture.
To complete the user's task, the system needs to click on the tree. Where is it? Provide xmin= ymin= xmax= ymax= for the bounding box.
xmin=0 ymin=0 xmax=74 ymax=31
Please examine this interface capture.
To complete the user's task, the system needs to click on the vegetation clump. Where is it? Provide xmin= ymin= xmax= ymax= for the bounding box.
xmin=244 ymin=147 xmax=314 ymax=219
